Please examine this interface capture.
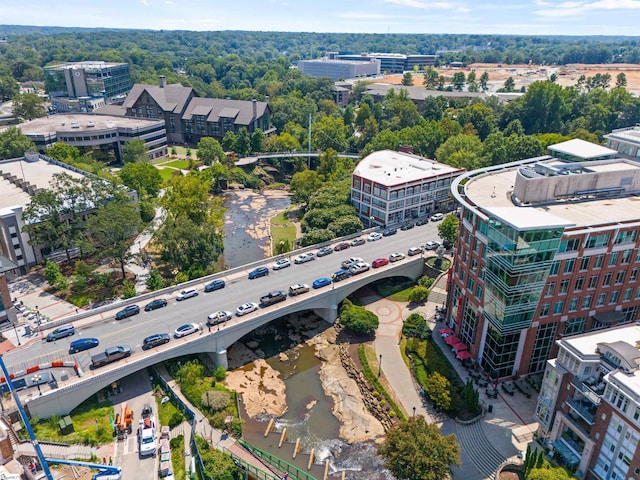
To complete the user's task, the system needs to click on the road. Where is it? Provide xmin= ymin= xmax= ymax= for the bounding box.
xmin=3 ymin=223 xmax=444 ymax=373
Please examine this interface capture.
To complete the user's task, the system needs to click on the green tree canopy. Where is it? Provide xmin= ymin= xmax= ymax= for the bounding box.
xmin=435 ymin=134 xmax=486 ymax=170
xmin=290 ymin=170 xmax=322 ymax=206
xmin=197 ymin=137 xmax=226 ymax=166
xmin=12 ymin=92 xmax=46 ymax=120
xmin=0 ymin=126 xmax=36 ymax=159
xmin=340 ymin=299 xmax=379 ymax=335
xmin=0 ymin=75 xmax=20 ymax=102
xmin=46 ymin=142 xmax=80 ymax=163
xmin=119 ymin=162 xmax=163 ymax=197
xmin=122 ymin=139 xmax=148 ymax=163
xmin=378 ymin=415 xmax=461 ymax=480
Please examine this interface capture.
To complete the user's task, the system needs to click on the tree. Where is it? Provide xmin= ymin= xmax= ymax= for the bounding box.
xmin=195 ymin=436 xmax=240 ymax=480
xmin=0 ymin=126 xmax=36 ymax=159
xmin=196 ymin=137 xmax=226 ymax=166
xmin=146 ymin=270 xmax=165 ymax=291
xmin=327 ymin=215 xmax=362 ymax=237
xmin=0 ymin=75 xmax=19 ymax=102
xmin=437 ymin=215 xmax=459 ymax=244
xmin=479 ymin=72 xmax=489 ymax=91
xmin=201 ymin=391 xmax=231 ymax=411
xmin=424 ymin=372 xmax=452 ymax=410
xmin=119 ymin=162 xmax=162 ymax=197
xmin=340 ymin=299 xmax=379 ymax=335
xmin=423 ymin=67 xmax=439 ymax=89
xmin=46 ymin=142 xmax=80 ymax=163
xmin=500 ymin=77 xmax=516 ymax=93
xmin=122 ymin=139 xmax=148 ymax=163
xmin=401 ymin=72 xmax=413 ymax=86
xmin=435 ymin=134 xmax=486 ymax=170
xmin=616 ymin=72 xmax=628 ymax=88
xmin=44 ymin=261 xmax=64 ymax=285
xmin=290 ymin=170 xmax=322 ymax=206
xmin=250 ymin=129 xmax=264 ymax=153
xmin=378 ymin=415 xmax=460 ymax=480
xmin=452 ymin=72 xmax=466 ymax=91
xmin=527 ymin=467 xmax=570 ymax=480
xmin=83 ymin=199 xmax=141 ymax=279
xmin=456 ymin=102 xmax=497 ymax=140
xmin=12 ymin=92 xmax=46 ymax=120
xmin=408 ymin=286 xmax=430 ymax=304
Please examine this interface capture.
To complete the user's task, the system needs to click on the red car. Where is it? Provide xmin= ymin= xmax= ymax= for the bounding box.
xmin=372 ymin=258 xmax=389 ymax=268
xmin=334 ymin=242 xmax=350 ymax=251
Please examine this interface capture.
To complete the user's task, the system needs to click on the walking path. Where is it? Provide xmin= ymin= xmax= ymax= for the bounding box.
xmin=371 ymin=273 xmax=535 ymax=480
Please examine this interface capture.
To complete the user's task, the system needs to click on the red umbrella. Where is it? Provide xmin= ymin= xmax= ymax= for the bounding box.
xmin=444 ymin=335 xmax=460 ymax=346
xmin=451 ymin=342 xmax=468 ymax=352
xmin=439 ymin=327 xmax=453 ymax=336
xmin=456 ymin=350 xmax=473 ymax=360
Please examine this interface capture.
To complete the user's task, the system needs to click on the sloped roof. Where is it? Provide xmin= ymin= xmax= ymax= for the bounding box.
xmin=182 ymin=97 xmax=268 ymax=125
xmin=123 ymin=84 xmax=193 ymax=114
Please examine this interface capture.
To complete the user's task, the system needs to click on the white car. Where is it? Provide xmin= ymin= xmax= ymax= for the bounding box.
xmin=294 ymin=253 xmax=316 ymax=264
xmin=349 ymin=262 xmax=371 ymax=275
xmin=389 ymin=252 xmax=406 ymax=262
xmin=341 ymin=257 xmax=363 ymax=269
xmin=367 ymin=232 xmax=383 ymax=242
xmin=207 ymin=310 xmax=232 ymax=325
xmin=425 ymin=240 xmax=441 ymax=250
xmin=174 ymin=323 xmax=199 ymax=338
xmin=176 ymin=288 xmax=198 ymax=301
xmin=236 ymin=302 xmax=259 ymax=316
xmin=272 ymin=258 xmax=291 ymax=270
xmin=430 ymin=213 xmax=444 ymax=222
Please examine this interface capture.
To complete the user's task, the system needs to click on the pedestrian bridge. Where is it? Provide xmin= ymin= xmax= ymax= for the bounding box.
xmin=25 ymin=258 xmax=425 ymax=418
xmin=234 ymin=151 xmax=359 ymax=166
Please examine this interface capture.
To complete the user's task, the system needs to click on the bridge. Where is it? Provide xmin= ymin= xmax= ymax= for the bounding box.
xmin=234 ymin=151 xmax=359 ymax=166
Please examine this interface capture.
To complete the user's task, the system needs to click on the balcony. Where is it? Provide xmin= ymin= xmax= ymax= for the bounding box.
xmin=566 ymin=397 xmax=596 ymax=426
xmin=569 ymin=377 xmax=603 ymax=405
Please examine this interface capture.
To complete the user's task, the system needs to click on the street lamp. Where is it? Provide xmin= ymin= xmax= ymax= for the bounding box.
xmin=369 ymin=216 xmax=375 ymax=229
xmin=378 ymin=354 xmax=382 ymax=377
xmin=13 ymin=322 xmax=21 ymax=346
xmin=31 ymin=374 xmax=42 ymax=396
xmin=413 ymin=406 xmax=416 ymax=417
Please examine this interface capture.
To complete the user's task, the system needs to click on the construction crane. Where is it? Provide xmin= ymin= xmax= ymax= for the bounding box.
xmin=44 ymin=458 xmax=121 ymax=480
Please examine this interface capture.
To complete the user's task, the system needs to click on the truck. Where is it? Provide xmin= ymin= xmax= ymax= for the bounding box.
xmin=259 ymin=290 xmax=287 ymax=307
xmin=138 ymin=405 xmax=157 ymax=458
xmin=91 ymin=345 xmax=132 ymax=369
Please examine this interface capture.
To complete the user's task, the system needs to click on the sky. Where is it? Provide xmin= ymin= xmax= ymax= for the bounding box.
xmin=3 ymin=0 xmax=640 ymax=36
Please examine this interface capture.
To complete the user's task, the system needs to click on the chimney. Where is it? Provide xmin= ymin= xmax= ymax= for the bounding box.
xmin=158 ymin=75 xmax=166 ymax=88
xmin=252 ymin=99 xmax=257 ymax=120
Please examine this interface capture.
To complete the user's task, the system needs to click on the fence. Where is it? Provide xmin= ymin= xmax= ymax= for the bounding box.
xmin=238 ymin=440 xmax=317 ymax=480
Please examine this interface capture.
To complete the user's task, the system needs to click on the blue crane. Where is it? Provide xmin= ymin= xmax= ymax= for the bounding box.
xmin=44 ymin=458 xmax=121 ymax=480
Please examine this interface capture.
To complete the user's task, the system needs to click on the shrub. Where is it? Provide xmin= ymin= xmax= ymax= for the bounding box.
xmin=170 ymin=435 xmax=183 ymax=450
xmin=121 ymin=280 xmax=136 ymax=299
xmin=408 ymin=286 xmax=429 ymax=304
xmin=44 ymin=261 xmax=62 ymax=285
xmin=402 ymin=313 xmax=431 ymax=340
xmin=72 ymin=276 xmax=88 ymax=293
xmin=340 ymin=299 xmax=379 ymax=335
xmin=418 ymin=276 xmax=435 ymax=289
xmin=214 ymin=366 xmax=227 ymax=382
xmin=146 ymin=270 xmax=165 ymax=291
xmin=95 ymin=272 xmax=113 ymax=288
xmin=424 ymin=372 xmax=451 ymax=410
xmin=201 ymin=391 xmax=231 ymax=412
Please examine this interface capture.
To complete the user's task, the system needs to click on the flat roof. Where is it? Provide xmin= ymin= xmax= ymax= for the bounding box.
xmin=0 ymin=179 xmax=31 ymax=211
xmin=483 ymin=206 xmax=573 ymax=231
xmin=0 ymin=156 xmax=85 ymax=197
xmin=45 ymin=61 xmax=127 ymax=69
xmin=605 ymin=126 xmax=640 ymax=145
xmin=354 ymin=150 xmax=463 ymax=187
xmin=548 ymin=139 xmax=617 ymax=159
xmin=464 ymin=158 xmax=640 ymax=228
xmin=18 ymin=114 xmax=163 ymax=135
xmin=561 ymin=323 xmax=640 ymax=357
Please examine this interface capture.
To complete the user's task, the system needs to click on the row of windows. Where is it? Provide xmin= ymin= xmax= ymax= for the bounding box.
xmin=560 ymin=231 xmax=638 ymax=252
xmin=539 ymin=287 xmax=640 ymax=317
xmin=545 ymin=268 xmax=639 ymax=297
xmin=550 ymin=249 xmax=639 ymax=276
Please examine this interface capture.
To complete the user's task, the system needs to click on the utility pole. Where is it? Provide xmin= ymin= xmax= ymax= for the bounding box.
xmin=308 ymin=113 xmax=312 ymax=170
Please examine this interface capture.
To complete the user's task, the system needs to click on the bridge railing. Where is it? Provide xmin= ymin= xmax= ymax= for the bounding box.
xmin=238 ymin=440 xmax=317 ymax=480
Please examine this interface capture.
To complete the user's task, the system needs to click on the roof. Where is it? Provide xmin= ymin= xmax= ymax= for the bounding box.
xmin=17 ymin=114 xmax=163 ymax=135
xmin=45 ymin=61 xmax=127 ymax=70
xmin=353 ymin=150 xmax=464 ymax=187
xmin=365 ymin=83 xmax=490 ymax=101
xmin=182 ymin=98 xmax=268 ymax=125
xmin=123 ymin=83 xmax=193 ymax=114
xmin=93 ymin=104 xmax=127 ymax=116
xmin=560 ymin=323 xmax=640 ymax=358
xmin=548 ymin=139 xmax=617 ymax=159
xmin=605 ymin=126 xmax=640 ymax=146
xmin=483 ymin=206 xmax=573 ymax=231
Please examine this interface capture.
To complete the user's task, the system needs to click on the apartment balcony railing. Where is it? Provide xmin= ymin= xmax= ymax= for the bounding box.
xmin=569 ymin=377 xmax=602 ymax=406
xmin=566 ymin=397 xmax=596 ymax=425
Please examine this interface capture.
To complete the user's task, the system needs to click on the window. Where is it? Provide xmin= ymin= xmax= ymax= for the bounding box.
xmin=549 ymin=261 xmax=560 ymax=276
xmin=586 ymin=234 xmax=610 ymax=248
xmin=631 ymin=268 xmax=639 ymax=282
xmin=589 ymin=275 xmax=599 ymax=289
xmin=582 ymin=295 xmax=593 ymax=309
xmin=559 ymin=280 xmax=570 ymax=294
xmin=559 ymin=238 xmax=580 ymax=252
xmin=540 ymin=303 xmax=550 ymax=316
xmin=575 ymin=276 xmax=584 ymax=291
xmin=609 ymin=251 xmax=619 ymax=267
xmin=615 ymin=270 xmax=625 ymax=285
xmin=615 ymin=230 xmax=638 ymax=245
xmin=580 ymin=256 xmax=590 ymax=271
xmin=609 ymin=291 xmax=619 ymax=304
xmin=595 ymin=254 xmax=605 ymax=269
xmin=568 ymin=298 xmax=579 ymax=312
xmin=622 ymin=249 xmax=633 ymax=264
xmin=566 ymin=316 xmax=585 ymax=335
xmin=624 ymin=288 xmax=633 ymax=302
xmin=553 ymin=300 xmax=564 ymax=315
xmin=475 ymin=286 xmax=483 ymax=300
xmin=564 ymin=258 xmax=575 ymax=274
xmin=545 ymin=282 xmax=556 ymax=297
xmin=603 ymin=272 xmax=612 ymax=286
xmin=597 ymin=293 xmax=606 ymax=306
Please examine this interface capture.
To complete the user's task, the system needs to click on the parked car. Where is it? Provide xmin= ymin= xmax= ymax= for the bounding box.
xmin=207 ymin=310 xmax=232 ymax=326
xmin=372 ymin=258 xmax=389 ymax=268
xmin=294 ymin=253 xmax=315 ymax=264
xmin=430 ymin=213 xmax=444 ymax=222
xmin=424 ymin=240 xmax=441 ymax=250
xmin=176 ymin=288 xmax=198 ymax=301
xmin=317 ymin=247 xmax=333 ymax=257
xmin=332 ymin=270 xmax=352 ymax=283
xmin=415 ymin=217 xmax=429 ymax=226
xmin=142 ymin=333 xmax=170 ymax=350
xmin=389 ymin=252 xmax=406 ymax=262
xmin=174 ymin=323 xmax=199 ymax=338
xmin=46 ymin=325 xmax=75 ymax=342
xmin=115 ymin=304 xmax=140 ymax=320
xmin=341 ymin=257 xmax=363 ymax=269
xmin=236 ymin=302 xmax=259 ymax=316
xmin=69 ymin=337 xmax=99 ymax=354
xmin=204 ymin=279 xmax=226 ymax=292
xmin=408 ymin=247 xmax=423 ymax=256
xmin=333 ymin=242 xmax=350 ymax=251
xmin=312 ymin=277 xmax=332 ymax=289
xmin=289 ymin=284 xmax=310 ymax=296
xmin=400 ymin=222 xmax=415 ymax=231
xmin=144 ymin=299 xmax=167 ymax=312
xmin=260 ymin=290 xmax=287 ymax=307
xmin=272 ymin=259 xmax=291 ymax=271
xmin=382 ymin=228 xmax=397 ymax=236
xmin=248 ymin=266 xmax=269 ymax=279
xmin=367 ymin=232 xmax=382 ymax=242
xmin=349 ymin=262 xmax=371 ymax=275
xmin=350 ymin=238 xmax=366 ymax=247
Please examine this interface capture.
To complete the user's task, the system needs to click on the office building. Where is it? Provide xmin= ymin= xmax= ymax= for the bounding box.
xmin=605 ymin=125 xmax=640 ymax=160
xmin=329 ymin=52 xmax=438 ymax=73
xmin=297 ymin=58 xmax=380 ymax=81
xmin=447 ymin=139 xmax=640 ymax=380
xmin=535 ymin=323 xmax=640 ymax=479
xmin=351 ymin=149 xmax=464 ymax=227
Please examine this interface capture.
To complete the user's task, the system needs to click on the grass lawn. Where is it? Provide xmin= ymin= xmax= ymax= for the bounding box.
xmin=156 ymin=394 xmax=187 ymax=428
xmin=426 ymin=256 xmax=452 ymax=271
xmin=157 ymin=167 xmax=178 ymax=183
xmin=270 ymin=210 xmax=297 ymax=254
xmin=389 ymin=287 xmax=414 ymax=302
xmin=170 ymin=435 xmax=187 ymax=479
xmin=363 ymin=344 xmax=408 ymax=417
xmin=170 ymin=146 xmax=198 ymax=158
xmin=162 ymin=159 xmax=191 ymax=169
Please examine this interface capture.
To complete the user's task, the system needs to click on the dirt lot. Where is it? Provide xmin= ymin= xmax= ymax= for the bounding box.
xmin=378 ymin=63 xmax=640 ymax=95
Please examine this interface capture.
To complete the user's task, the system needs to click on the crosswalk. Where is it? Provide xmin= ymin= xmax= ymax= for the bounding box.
xmin=456 ymin=420 xmax=506 ymax=480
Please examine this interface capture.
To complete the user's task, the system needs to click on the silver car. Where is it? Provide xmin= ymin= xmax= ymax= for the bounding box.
xmin=236 ymin=302 xmax=259 ymax=316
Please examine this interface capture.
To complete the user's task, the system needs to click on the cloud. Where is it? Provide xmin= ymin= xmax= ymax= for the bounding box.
xmin=165 ymin=0 xmax=174 ymax=4
xmin=535 ymin=0 xmax=640 ymax=17
xmin=140 ymin=0 xmax=150 ymax=5
xmin=384 ymin=0 xmax=460 ymax=9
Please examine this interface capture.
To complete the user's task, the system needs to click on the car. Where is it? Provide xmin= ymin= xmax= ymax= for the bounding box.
xmin=333 ymin=242 xmax=350 ymax=251
xmin=236 ymin=302 xmax=259 ymax=316
xmin=142 ymin=333 xmax=170 ymax=350
xmin=69 ymin=337 xmax=99 ymax=354
xmin=176 ymin=288 xmax=198 ymax=301
xmin=248 ymin=266 xmax=269 ymax=279
xmin=294 ymin=253 xmax=316 ymax=264
xmin=430 ymin=213 xmax=444 ymax=222
xmin=289 ymin=284 xmax=310 ymax=296
xmin=349 ymin=262 xmax=371 ymax=275
xmin=389 ymin=252 xmax=406 ymax=262
xmin=341 ymin=257 xmax=363 ymax=269
xmin=317 ymin=247 xmax=333 ymax=257
xmin=372 ymin=258 xmax=389 ymax=268
xmin=350 ymin=238 xmax=366 ymax=247
xmin=312 ymin=277 xmax=332 ymax=289
xmin=408 ymin=247 xmax=423 ymax=256
xmin=424 ymin=240 xmax=441 ymax=250
xmin=207 ymin=310 xmax=232 ymax=326
xmin=400 ymin=222 xmax=415 ymax=231
xmin=382 ymin=228 xmax=397 ymax=237
xmin=272 ymin=259 xmax=291 ymax=271
xmin=115 ymin=304 xmax=140 ymax=320
xmin=174 ymin=323 xmax=200 ymax=338
xmin=144 ymin=298 xmax=167 ymax=312
xmin=367 ymin=232 xmax=382 ymax=242
xmin=46 ymin=325 xmax=75 ymax=342
xmin=204 ymin=279 xmax=226 ymax=292
xmin=415 ymin=217 xmax=429 ymax=226
xmin=332 ymin=270 xmax=352 ymax=283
